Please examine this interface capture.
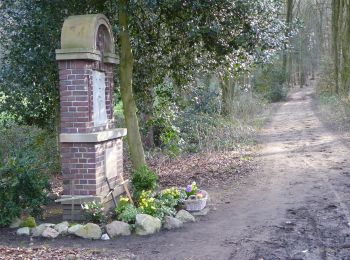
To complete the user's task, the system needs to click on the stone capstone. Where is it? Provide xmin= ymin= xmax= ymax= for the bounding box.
xmin=175 ymin=210 xmax=195 ymax=223
xmin=54 ymin=221 xmax=69 ymax=235
xmin=135 ymin=214 xmax=161 ymax=236
xmin=163 ymin=216 xmax=183 ymax=230
xmin=74 ymin=223 xmax=102 ymax=239
xmin=106 ymin=221 xmax=131 ymax=238
xmin=42 ymin=227 xmax=60 ymax=238
xmin=16 ymin=227 xmax=30 ymax=236
xmin=68 ymin=224 xmax=83 ymax=234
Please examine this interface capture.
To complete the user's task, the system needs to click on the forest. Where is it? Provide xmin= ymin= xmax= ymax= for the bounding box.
xmin=1 ymin=0 xmax=350 ymax=259
xmin=1 ymin=0 xmax=348 ymax=170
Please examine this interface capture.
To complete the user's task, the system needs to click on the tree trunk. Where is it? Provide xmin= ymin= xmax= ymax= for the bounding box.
xmin=283 ymin=0 xmax=293 ymax=77
xmin=332 ymin=0 xmax=340 ymax=94
xmin=142 ymin=86 xmax=155 ymax=150
xmin=220 ymin=72 xmax=234 ymax=117
xmin=341 ymin=0 xmax=350 ymax=95
xmin=118 ymin=0 xmax=146 ymax=170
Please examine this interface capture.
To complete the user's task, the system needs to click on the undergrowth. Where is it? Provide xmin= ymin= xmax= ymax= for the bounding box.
xmin=179 ymin=94 xmax=268 ymax=153
xmin=316 ymin=94 xmax=350 ymax=132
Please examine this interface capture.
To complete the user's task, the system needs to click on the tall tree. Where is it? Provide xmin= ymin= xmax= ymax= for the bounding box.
xmin=332 ymin=0 xmax=340 ymax=94
xmin=0 ymin=0 xmax=287 ymax=169
xmin=283 ymin=0 xmax=294 ymax=78
xmin=118 ymin=0 xmax=146 ymax=169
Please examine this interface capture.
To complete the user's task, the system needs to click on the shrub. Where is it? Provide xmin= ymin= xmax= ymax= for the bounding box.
xmin=115 ymin=197 xmax=139 ymax=224
xmin=138 ymin=190 xmax=158 ymax=216
xmin=131 ymin=165 xmax=158 ymax=200
xmin=178 ymin=112 xmax=262 ymax=153
xmin=252 ymin=62 xmax=288 ymax=102
xmin=20 ymin=216 xmax=37 ymax=228
xmin=316 ymin=94 xmax=350 ymax=132
xmin=81 ymin=201 xmax=106 ymax=224
xmin=0 ymin=123 xmax=60 ymax=174
xmin=159 ymin=187 xmax=187 ymax=208
xmin=138 ymin=190 xmax=176 ymax=221
xmin=0 ymin=157 xmax=51 ymax=227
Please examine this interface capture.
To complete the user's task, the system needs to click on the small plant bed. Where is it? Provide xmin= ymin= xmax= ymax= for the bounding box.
xmin=10 ymin=166 xmax=210 ymax=240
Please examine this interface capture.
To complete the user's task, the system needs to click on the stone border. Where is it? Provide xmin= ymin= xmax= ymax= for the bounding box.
xmin=60 ymin=128 xmax=127 ymax=143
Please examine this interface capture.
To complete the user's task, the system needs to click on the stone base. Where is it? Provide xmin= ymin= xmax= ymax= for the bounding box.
xmin=58 ymin=180 xmax=130 ymax=221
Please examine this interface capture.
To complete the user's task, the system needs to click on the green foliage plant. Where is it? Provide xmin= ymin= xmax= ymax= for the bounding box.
xmin=131 ymin=165 xmax=158 ymax=199
xmin=138 ymin=190 xmax=158 ymax=216
xmin=138 ymin=190 xmax=176 ymax=221
xmin=0 ymin=124 xmax=60 ymax=175
xmin=252 ymin=61 xmax=288 ymax=102
xmin=81 ymin=201 xmax=106 ymax=224
xmin=20 ymin=216 xmax=36 ymax=228
xmin=0 ymin=157 xmax=51 ymax=227
xmin=115 ymin=197 xmax=139 ymax=224
xmin=159 ymin=187 xmax=187 ymax=208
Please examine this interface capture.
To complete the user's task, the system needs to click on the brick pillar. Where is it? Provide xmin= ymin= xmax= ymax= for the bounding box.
xmin=55 ymin=14 xmax=127 ymax=220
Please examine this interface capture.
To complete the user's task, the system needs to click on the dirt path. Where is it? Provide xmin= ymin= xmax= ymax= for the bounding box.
xmin=2 ymin=84 xmax=350 ymax=259
xmin=128 ymin=84 xmax=350 ymax=259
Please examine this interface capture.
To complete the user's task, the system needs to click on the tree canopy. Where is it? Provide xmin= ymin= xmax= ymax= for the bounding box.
xmin=0 ymin=0 xmax=289 ymax=169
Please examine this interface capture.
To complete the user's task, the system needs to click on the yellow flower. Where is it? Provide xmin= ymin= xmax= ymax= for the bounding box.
xmin=120 ymin=197 xmax=129 ymax=202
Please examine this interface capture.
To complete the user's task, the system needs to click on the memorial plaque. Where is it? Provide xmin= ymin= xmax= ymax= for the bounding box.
xmin=92 ymin=70 xmax=108 ymax=126
xmin=105 ymin=146 xmax=118 ymax=179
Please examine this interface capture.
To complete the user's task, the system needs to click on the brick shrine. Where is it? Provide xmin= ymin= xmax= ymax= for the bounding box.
xmin=55 ymin=14 xmax=127 ymax=220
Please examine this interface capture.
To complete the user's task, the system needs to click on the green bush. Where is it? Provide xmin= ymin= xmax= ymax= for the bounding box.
xmin=0 ymin=123 xmax=57 ymax=227
xmin=81 ymin=201 xmax=106 ymax=224
xmin=115 ymin=187 xmax=187 ymax=224
xmin=317 ymin=94 xmax=350 ymax=132
xmin=115 ymin=197 xmax=139 ymax=224
xmin=131 ymin=165 xmax=158 ymax=200
xmin=138 ymin=190 xmax=176 ymax=221
xmin=20 ymin=216 xmax=37 ymax=228
xmin=0 ymin=123 xmax=60 ymax=174
xmin=178 ymin=111 xmax=262 ymax=153
xmin=0 ymin=157 xmax=51 ymax=227
xmin=158 ymin=187 xmax=187 ymax=208
xmin=252 ymin=62 xmax=288 ymax=102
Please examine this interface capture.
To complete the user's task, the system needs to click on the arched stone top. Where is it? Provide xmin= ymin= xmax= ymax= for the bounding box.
xmin=56 ymin=14 xmax=118 ymax=64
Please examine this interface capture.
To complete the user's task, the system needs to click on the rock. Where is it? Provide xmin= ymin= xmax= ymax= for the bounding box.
xmin=74 ymin=223 xmax=102 ymax=239
xmin=42 ymin=227 xmax=59 ymax=238
xmin=106 ymin=221 xmax=131 ymax=238
xmin=68 ymin=224 xmax=83 ymax=234
xmin=10 ymin=218 xmax=22 ymax=228
xmin=135 ymin=214 xmax=161 ymax=236
xmin=163 ymin=216 xmax=183 ymax=230
xmin=101 ymin=233 xmax=110 ymax=240
xmin=192 ymin=207 xmax=210 ymax=216
xmin=31 ymin=223 xmax=55 ymax=237
xmin=17 ymin=227 xmax=30 ymax=236
xmin=175 ymin=210 xmax=195 ymax=223
xmin=54 ymin=221 xmax=69 ymax=235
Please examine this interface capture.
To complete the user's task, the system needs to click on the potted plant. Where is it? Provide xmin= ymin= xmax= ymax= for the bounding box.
xmin=183 ymin=182 xmax=208 ymax=211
